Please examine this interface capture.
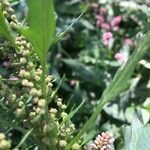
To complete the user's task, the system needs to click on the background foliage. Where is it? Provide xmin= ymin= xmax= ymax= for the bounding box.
xmin=53 ymin=0 xmax=150 ymax=149
xmin=0 ymin=0 xmax=150 ymax=149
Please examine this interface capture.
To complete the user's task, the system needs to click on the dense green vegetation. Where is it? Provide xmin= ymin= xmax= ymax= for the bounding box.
xmin=0 ymin=0 xmax=149 ymax=149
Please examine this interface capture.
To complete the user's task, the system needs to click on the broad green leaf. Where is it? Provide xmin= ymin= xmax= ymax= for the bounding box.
xmin=0 ymin=8 xmax=16 ymax=47
xmin=125 ymin=106 xmax=135 ymax=123
xmin=18 ymin=0 xmax=56 ymax=65
xmin=66 ymin=32 xmax=150 ymax=149
xmin=124 ymin=110 xmax=150 ymax=150
xmin=63 ymin=59 xmax=104 ymax=86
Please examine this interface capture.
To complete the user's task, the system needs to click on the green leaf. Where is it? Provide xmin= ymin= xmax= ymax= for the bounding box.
xmin=49 ymin=75 xmax=66 ymax=103
xmin=125 ymin=106 xmax=135 ymax=123
xmin=52 ymin=13 xmax=83 ymax=45
xmin=15 ymin=128 xmax=33 ymax=149
xmin=61 ymin=99 xmax=85 ymax=126
xmin=66 ymin=32 xmax=150 ymax=149
xmin=18 ymin=0 xmax=56 ymax=65
xmin=81 ymin=129 xmax=97 ymax=146
xmin=63 ymin=59 xmax=104 ymax=86
xmin=0 ymin=8 xmax=16 ymax=47
xmin=101 ymin=32 xmax=150 ymax=103
xmin=124 ymin=110 xmax=150 ymax=150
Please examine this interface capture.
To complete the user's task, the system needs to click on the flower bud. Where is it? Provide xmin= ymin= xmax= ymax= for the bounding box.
xmin=28 ymin=62 xmax=34 ymax=68
xmin=72 ymin=143 xmax=80 ymax=150
xmin=18 ymin=101 xmax=24 ymax=107
xmin=0 ymin=133 xmax=5 ymax=140
xmin=49 ymin=108 xmax=57 ymax=114
xmin=0 ymin=139 xmax=11 ymax=149
xmin=61 ymin=112 xmax=67 ymax=118
xmin=29 ymin=112 xmax=36 ymax=118
xmin=38 ymin=99 xmax=46 ymax=107
xmin=61 ymin=104 xmax=67 ymax=110
xmin=45 ymin=75 xmax=53 ymax=82
xmin=15 ymin=108 xmax=24 ymax=117
xmin=36 ymin=68 xmax=42 ymax=75
xmin=57 ymin=101 xmax=62 ymax=107
xmin=20 ymin=57 xmax=27 ymax=64
xmin=59 ymin=140 xmax=67 ymax=147
xmin=21 ymin=79 xmax=29 ymax=86
xmin=10 ymin=14 xmax=16 ymax=20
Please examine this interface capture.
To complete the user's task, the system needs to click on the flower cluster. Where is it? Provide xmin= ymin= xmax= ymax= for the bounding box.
xmin=92 ymin=4 xmax=122 ymax=47
xmin=0 ymin=0 xmax=82 ymax=149
xmin=114 ymin=52 xmax=126 ymax=63
xmin=93 ymin=5 xmax=122 ymax=31
xmin=0 ymin=133 xmax=11 ymax=150
xmin=124 ymin=38 xmax=134 ymax=46
xmin=102 ymin=32 xmax=113 ymax=46
xmin=90 ymin=132 xmax=115 ymax=150
xmin=91 ymin=2 xmax=134 ymax=64
xmin=1 ymin=0 xmax=20 ymax=28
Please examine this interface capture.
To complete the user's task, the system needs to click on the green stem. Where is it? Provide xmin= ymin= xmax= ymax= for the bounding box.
xmin=65 ymin=99 xmax=106 ymax=150
xmin=41 ymin=62 xmax=47 ymax=98
xmin=14 ymin=128 xmax=33 ymax=149
xmin=41 ymin=59 xmax=49 ymax=119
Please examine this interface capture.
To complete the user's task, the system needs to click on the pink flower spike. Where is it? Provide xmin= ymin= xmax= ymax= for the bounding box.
xmin=114 ymin=53 xmax=126 ymax=63
xmin=124 ymin=38 xmax=134 ymax=46
xmin=102 ymin=32 xmax=113 ymax=46
xmin=110 ymin=15 xmax=122 ymax=27
xmin=90 ymin=132 xmax=115 ymax=150
xmin=101 ymin=22 xmax=110 ymax=30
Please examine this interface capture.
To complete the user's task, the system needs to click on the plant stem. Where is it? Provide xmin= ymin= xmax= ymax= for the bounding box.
xmin=41 ymin=58 xmax=49 ymax=121
xmin=41 ymin=62 xmax=47 ymax=98
xmin=65 ymin=99 xmax=106 ymax=150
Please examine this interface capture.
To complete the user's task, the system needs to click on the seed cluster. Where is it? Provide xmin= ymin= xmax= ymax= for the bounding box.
xmin=0 ymin=133 xmax=11 ymax=150
xmin=1 ymin=0 xmax=20 ymax=28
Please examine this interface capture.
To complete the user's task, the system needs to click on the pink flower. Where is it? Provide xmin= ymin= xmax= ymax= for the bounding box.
xmin=9 ymin=76 xmax=19 ymax=81
xmin=124 ymin=38 xmax=134 ymax=46
xmin=102 ymin=32 xmax=113 ymax=46
xmin=70 ymin=80 xmax=77 ymax=86
xmin=91 ymin=3 xmax=99 ymax=9
xmin=101 ymin=22 xmax=110 ymax=30
xmin=99 ymin=7 xmax=107 ymax=16
xmin=114 ymin=53 xmax=126 ymax=63
xmin=95 ymin=15 xmax=104 ymax=27
xmin=95 ymin=15 xmax=104 ymax=22
xmin=2 ymin=61 xmax=11 ymax=68
xmin=110 ymin=16 xmax=122 ymax=27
